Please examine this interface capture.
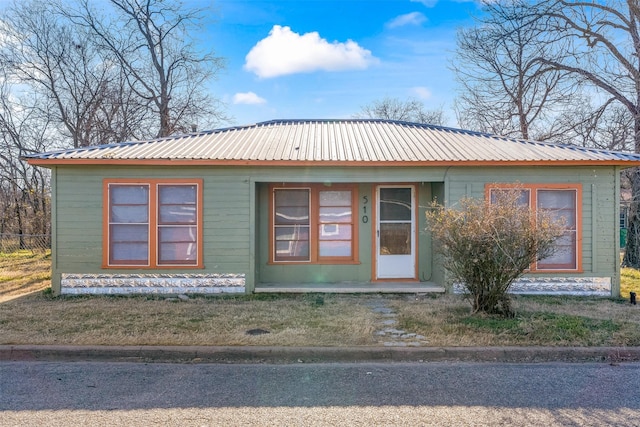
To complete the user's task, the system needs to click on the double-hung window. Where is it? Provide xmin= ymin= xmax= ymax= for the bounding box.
xmin=271 ymin=185 xmax=358 ymax=263
xmin=488 ymin=184 xmax=581 ymax=272
xmin=104 ymin=179 xmax=203 ymax=268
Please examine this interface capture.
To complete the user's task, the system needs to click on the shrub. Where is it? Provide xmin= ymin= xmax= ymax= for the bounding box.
xmin=426 ymin=188 xmax=564 ymax=317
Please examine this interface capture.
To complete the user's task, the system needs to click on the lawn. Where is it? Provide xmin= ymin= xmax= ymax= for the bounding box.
xmin=621 ymin=267 xmax=640 ymax=300
xmin=0 ymin=250 xmax=51 ymax=303
xmin=1 ymin=251 xmax=640 ymax=347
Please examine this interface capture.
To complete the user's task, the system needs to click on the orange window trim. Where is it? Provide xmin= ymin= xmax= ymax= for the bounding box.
xmin=102 ymin=178 xmax=204 ymax=269
xmin=485 ymin=183 xmax=583 ymax=273
xmin=269 ymin=183 xmax=359 ymax=264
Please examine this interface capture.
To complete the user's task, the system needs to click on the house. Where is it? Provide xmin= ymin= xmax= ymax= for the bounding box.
xmin=24 ymin=119 xmax=640 ymax=297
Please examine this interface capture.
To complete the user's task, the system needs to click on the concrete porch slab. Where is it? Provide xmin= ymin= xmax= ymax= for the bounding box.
xmin=254 ymin=282 xmax=446 ymax=294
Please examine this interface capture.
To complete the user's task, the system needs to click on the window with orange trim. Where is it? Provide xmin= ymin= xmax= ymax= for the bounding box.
xmin=105 ymin=179 xmax=203 ymax=268
xmin=271 ymin=185 xmax=358 ymax=263
xmin=488 ymin=184 xmax=581 ymax=272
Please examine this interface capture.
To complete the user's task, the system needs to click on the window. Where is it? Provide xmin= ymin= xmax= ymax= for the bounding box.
xmin=104 ymin=179 xmax=203 ymax=268
xmin=487 ymin=184 xmax=581 ymax=272
xmin=536 ymin=189 xmax=578 ymax=270
xmin=271 ymin=185 xmax=358 ymax=263
xmin=274 ymin=189 xmax=310 ymax=261
xmin=108 ymin=184 xmax=150 ymax=265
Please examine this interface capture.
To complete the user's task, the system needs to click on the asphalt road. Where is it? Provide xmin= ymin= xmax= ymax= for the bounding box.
xmin=2 ymin=361 xmax=639 ymax=426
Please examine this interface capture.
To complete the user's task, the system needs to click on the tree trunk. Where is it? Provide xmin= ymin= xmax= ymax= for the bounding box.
xmin=14 ymin=193 xmax=25 ymax=250
xmin=622 ymin=115 xmax=640 ymax=267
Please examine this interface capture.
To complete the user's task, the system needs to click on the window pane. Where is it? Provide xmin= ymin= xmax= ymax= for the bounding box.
xmin=275 ymin=240 xmax=310 ymax=260
xmin=159 ymin=205 xmax=197 ymax=224
xmin=111 ymin=205 xmax=148 ymax=223
xmin=380 ymin=223 xmax=411 ymax=255
xmin=538 ymin=232 xmax=576 ymax=269
xmin=319 ymin=206 xmax=352 ymax=223
xmin=111 ymin=243 xmax=148 ymax=262
xmin=380 ymin=188 xmax=412 ymax=221
xmin=159 ymin=185 xmax=196 ymax=205
xmin=538 ymin=190 xmax=575 ymax=210
xmin=490 ymin=189 xmax=530 ymax=206
xmin=111 ymin=185 xmax=148 ymax=204
xmin=111 ymin=224 xmax=148 ymax=242
xmin=320 ymin=191 xmax=351 ymax=206
xmin=158 ymin=243 xmax=197 ymax=264
xmin=275 ymin=226 xmax=310 ymax=241
xmin=320 ymin=241 xmax=351 ymax=257
xmin=319 ymin=224 xmax=351 ymax=240
xmin=275 ymin=206 xmax=310 ymax=225
xmin=159 ymin=226 xmax=197 ymax=243
xmin=546 ymin=208 xmax=576 ymax=228
xmin=275 ymin=189 xmax=309 ymax=207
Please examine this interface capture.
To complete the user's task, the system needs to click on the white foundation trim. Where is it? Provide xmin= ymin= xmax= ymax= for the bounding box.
xmin=453 ymin=277 xmax=612 ymax=296
xmin=60 ymin=273 xmax=246 ymax=295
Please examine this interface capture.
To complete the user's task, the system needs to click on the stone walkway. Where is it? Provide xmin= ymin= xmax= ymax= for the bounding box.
xmin=366 ymin=297 xmax=428 ymax=347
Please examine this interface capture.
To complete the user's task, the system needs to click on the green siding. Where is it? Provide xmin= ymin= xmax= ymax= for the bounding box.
xmin=444 ymin=166 xmax=620 ymax=293
xmin=51 ymin=166 xmax=253 ymax=294
xmin=49 ymin=164 xmax=623 ymax=295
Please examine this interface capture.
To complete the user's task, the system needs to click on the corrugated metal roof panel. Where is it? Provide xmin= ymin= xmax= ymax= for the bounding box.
xmin=23 ymin=119 xmax=640 ymax=165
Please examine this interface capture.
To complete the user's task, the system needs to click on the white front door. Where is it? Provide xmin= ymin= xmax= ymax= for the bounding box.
xmin=376 ymin=185 xmax=416 ymax=279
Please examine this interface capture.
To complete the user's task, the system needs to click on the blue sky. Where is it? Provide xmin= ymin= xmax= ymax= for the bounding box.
xmin=207 ymin=0 xmax=483 ymax=127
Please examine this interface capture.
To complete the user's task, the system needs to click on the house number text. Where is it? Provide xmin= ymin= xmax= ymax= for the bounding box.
xmin=362 ymin=195 xmax=369 ymax=223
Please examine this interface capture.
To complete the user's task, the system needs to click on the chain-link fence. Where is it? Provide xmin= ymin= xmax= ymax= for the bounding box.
xmin=0 ymin=234 xmax=51 ymax=253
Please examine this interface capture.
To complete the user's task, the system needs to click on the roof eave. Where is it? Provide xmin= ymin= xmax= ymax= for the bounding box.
xmin=24 ymin=158 xmax=640 ymax=168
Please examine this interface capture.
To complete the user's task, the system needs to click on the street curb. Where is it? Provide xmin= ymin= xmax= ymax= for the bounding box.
xmin=1 ymin=345 xmax=640 ymax=364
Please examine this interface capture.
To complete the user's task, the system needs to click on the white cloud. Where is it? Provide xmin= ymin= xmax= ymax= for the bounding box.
xmin=387 ymin=12 xmax=427 ymax=29
xmin=244 ymin=25 xmax=377 ymax=78
xmin=233 ymin=92 xmax=267 ymax=105
xmin=410 ymin=0 xmax=438 ymax=6
xmin=412 ymin=86 xmax=432 ymax=100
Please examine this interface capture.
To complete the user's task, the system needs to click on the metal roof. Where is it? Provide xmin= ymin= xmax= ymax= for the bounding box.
xmin=23 ymin=119 xmax=640 ymax=166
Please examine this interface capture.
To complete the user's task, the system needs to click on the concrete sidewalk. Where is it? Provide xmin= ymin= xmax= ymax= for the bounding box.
xmin=2 ymin=345 xmax=640 ymax=364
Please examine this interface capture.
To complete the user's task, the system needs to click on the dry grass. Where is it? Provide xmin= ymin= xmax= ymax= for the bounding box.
xmin=0 ymin=293 xmax=379 ymax=346
xmin=0 ymin=251 xmax=51 ymax=303
xmin=1 ymin=251 xmax=640 ymax=347
xmin=389 ymin=294 xmax=640 ymax=347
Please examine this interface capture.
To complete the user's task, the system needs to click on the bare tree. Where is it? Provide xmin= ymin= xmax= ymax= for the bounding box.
xmin=1 ymin=0 xmax=121 ymax=148
xmin=531 ymin=0 xmax=640 ymax=267
xmin=554 ymin=100 xmax=634 ymax=151
xmin=356 ymin=97 xmax=446 ymax=126
xmin=452 ymin=0 xmax=640 ymax=266
xmin=452 ymin=0 xmax=577 ymax=141
xmin=0 ymin=70 xmax=51 ymax=239
xmin=65 ymin=0 xmax=227 ymax=137
xmin=0 ymin=0 xmax=228 ymax=240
